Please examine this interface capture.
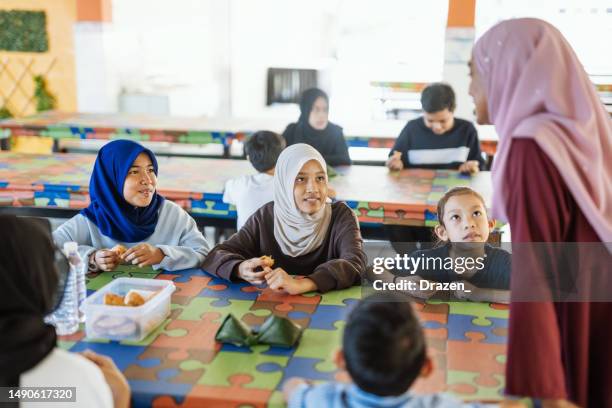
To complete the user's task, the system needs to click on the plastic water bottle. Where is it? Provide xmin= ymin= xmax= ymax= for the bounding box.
xmin=64 ymin=242 xmax=87 ymax=323
xmin=46 ymin=253 xmax=79 ymax=336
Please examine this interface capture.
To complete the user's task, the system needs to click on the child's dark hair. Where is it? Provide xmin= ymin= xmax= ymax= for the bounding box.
xmin=421 ymin=82 xmax=456 ymax=113
xmin=436 ymin=186 xmax=487 ymax=228
xmin=244 ymin=131 xmax=286 ymax=172
xmin=343 ymin=292 xmax=427 ymax=396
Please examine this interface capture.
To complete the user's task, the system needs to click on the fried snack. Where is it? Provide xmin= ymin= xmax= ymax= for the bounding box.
xmin=260 ymin=255 xmax=274 ymax=268
xmin=104 ymin=293 xmax=125 ymax=306
xmin=124 ymin=291 xmax=146 ymax=307
xmin=111 ymin=244 xmax=127 ymax=257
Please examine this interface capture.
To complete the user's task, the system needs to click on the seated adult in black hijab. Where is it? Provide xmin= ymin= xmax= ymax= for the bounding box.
xmin=0 ymin=215 xmax=130 ymax=408
xmin=282 ymin=88 xmax=352 ymax=166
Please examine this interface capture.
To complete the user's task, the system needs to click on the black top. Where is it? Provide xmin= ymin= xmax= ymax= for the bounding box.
xmin=282 ymin=88 xmax=351 ymax=166
xmin=399 ymin=243 xmax=511 ymax=290
xmin=389 ymin=117 xmax=485 ymax=170
xmin=282 ymin=122 xmax=351 ymax=166
xmin=201 ymin=201 xmax=366 ymax=293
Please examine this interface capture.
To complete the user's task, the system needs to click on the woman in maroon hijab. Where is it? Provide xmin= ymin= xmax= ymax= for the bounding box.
xmin=469 ymin=18 xmax=612 ymax=407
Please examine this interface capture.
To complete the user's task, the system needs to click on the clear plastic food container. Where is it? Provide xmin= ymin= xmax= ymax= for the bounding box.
xmin=82 ymin=277 xmax=175 ymax=341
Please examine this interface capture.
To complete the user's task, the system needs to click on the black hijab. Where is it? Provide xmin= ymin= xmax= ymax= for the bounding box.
xmin=0 ymin=216 xmax=58 ymax=387
xmin=282 ymin=88 xmax=351 ymax=166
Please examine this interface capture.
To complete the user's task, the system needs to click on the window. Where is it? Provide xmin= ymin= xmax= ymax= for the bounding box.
xmin=266 ymin=68 xmax=318 ymax=105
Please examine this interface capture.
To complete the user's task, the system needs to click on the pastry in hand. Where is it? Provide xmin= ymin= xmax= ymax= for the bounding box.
xmin=260 ymin=255 xmax=274 ymax=268
xmin=111 ymin=244 xmax=127 ymax=257
xmin=104 ymin=293 xmax=125 ymax=306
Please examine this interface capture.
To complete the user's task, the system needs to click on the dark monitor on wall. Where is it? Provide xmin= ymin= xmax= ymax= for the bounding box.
xmin=266 ymin=68 xmax=318 ymax=105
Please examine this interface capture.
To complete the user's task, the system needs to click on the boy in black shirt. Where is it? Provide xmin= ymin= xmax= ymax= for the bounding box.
xmin=386 ymin=83 xmax=484 ymax=173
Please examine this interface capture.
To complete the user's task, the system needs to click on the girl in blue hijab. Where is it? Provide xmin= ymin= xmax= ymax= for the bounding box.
xmin=83 ymin=139 xmax=164 ymax=242
xmin=53 ymin=140 xmax=210 ymax=272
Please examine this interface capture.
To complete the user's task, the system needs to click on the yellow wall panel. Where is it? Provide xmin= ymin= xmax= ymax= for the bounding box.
xmin=0 ymin=0 xmax=77 ymax=117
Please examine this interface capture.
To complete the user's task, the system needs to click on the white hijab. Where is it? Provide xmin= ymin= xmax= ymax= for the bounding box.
xmin=273 ymin=144 xmax=332 ymax=257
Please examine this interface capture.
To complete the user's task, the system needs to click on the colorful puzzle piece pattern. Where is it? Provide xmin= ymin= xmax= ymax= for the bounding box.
xmin=412 ymin=300 xmax=508 ymax=400
xmin=0 ymin=151 xmax=488 ymax=226
xmin=0 ymin=152 xmax=251 ymax=218
xmin=1 ymin=111 xmax=497 ymax=153
xmin=326 ymin=166 xmax=488 ymax=226
xmin=61 ymin=267 xmax=508 ymax=407
xmin=0 ymin=111 xmax=235 ymax=145
xmin=86 ymin=265 xmax=159 ymax=291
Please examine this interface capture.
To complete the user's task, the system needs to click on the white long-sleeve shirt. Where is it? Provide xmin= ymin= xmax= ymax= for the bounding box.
xmin=223 ymin=172 xmax=274 ymax=230
xmin=21 ymin=348 xmax=113 ymax=408
xmin=53 ymin=200 xmax=210 ymax=271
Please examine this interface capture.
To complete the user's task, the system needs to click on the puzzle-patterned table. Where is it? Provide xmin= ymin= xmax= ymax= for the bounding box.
xmin=0 ymin=151 xmax=253 ymax=221
xmin=58 ymin=267 xmax=508 ymax=407
xmin=0 ymin=112 xmax=238 ymax=147
xmin=0 ymin=111 xmax=498 ymax=154
xmin=0 ymin=152 xmax=491 ymax=226
xmin=332 ymin=165 xmax=492 ymax=226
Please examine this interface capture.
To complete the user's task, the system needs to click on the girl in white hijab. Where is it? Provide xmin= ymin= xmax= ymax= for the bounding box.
xmin=202 ymin=143 xmax=366 ymax=294
xmin=273 ymin=144 xmax=332 ymax=257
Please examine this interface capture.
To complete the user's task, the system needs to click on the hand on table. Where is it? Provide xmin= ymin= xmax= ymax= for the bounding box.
xmin=458 ymin=160 xmax=480 ymax=174
xmin=386 ymin=150 xmax=404 ymax=171
xmin=122 ymin=243 xmax=165 ymax=267
xmin=454 ymin=280 xmax=477 ymax=300
xmin=92 ymin=250 xmax=120 ymax=271
xmin=81 ymin=350 xmax=131 ymax=408
xmin=236 ymin=257 xmax=268 ymax=285
xmin=264 ymin=267 xmax=317 ymax=295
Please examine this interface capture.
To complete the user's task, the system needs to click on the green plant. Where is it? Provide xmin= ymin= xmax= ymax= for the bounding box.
xmin=0 ymin=105 xmax=13 ymax=119
xmin=0 ymin=10 xmax=49 ymax=52
xmin=33 ymin=75 xmax=56 ymax=112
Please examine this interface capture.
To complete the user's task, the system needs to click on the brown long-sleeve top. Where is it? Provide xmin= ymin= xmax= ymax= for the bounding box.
xmin=201 ymin=201 xmax=366 ymax=293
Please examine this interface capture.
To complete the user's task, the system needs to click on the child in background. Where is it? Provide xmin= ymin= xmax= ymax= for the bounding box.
xmin=53 ymin=140 xmax=210 ymax=272
xmin=386 ymin=83 xmax=484 ymax=173
xmin=283 ymin=88 xmax=352 ymax=167
xmin=203 ymin=143 xmax=365 ymax=294
xmin=223 ymin=130 xmax=285 ymax=230
xmin=284 ymin=292 xmax=524 ymax=407
xmin=372 ymin=187 xmax=510 ymax=303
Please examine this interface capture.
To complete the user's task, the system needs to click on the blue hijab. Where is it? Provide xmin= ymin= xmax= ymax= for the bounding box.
xmin=81 ymin=140 xmax=165 ymax=243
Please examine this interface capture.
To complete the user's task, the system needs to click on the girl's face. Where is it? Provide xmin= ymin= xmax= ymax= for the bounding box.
xmin=293 ymin=159 xmax=328 ymax=215
xmin=123 ymin=152 xmax=157 ymax=207
xmin=308 ymin=97 xmax=329 ymax=130
xmin=468 ymin=58 xmax=490 ymax=125
xmin=434 ymin=194 xmax=494 ymax=243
